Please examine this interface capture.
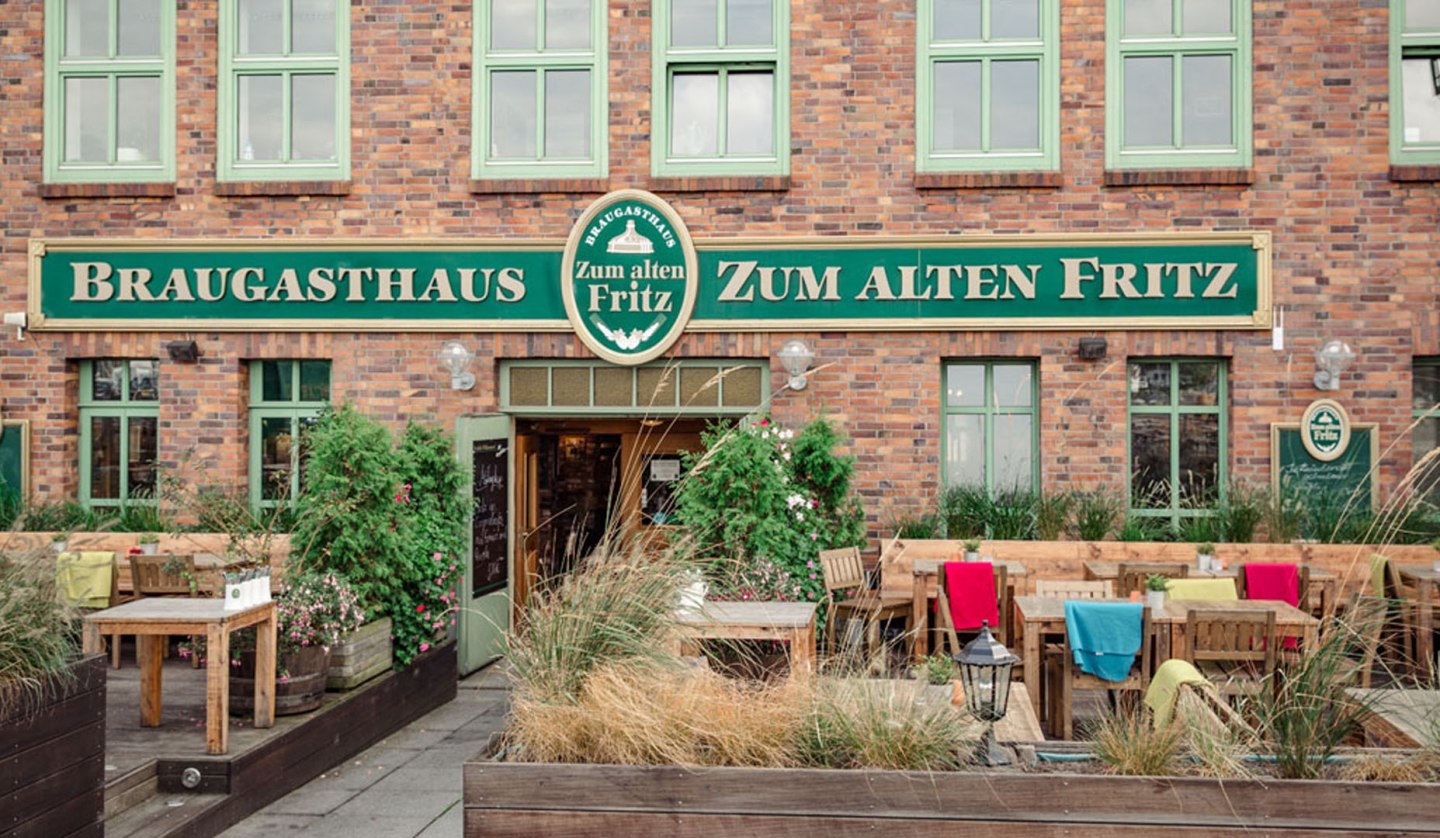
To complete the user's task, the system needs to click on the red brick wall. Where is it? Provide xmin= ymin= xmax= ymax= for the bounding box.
xmin=2 ymin=0 xmax=1438 ymax=528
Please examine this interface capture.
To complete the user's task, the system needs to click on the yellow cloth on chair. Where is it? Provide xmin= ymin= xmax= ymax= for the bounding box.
xmin=1369 ymin=554 xmax=1388 ymax=597
xmin=1145 ymin=659 xmax=1212 ymax=729
xmin=56 ymin=551 xmax=114 ymax=608
xmin=1165 ymin=578 xmax=1238 ymax=601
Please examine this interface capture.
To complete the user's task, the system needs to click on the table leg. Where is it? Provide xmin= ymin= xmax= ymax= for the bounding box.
xmin=138 ymin=635 xmax=164 ymax=728
xmin=81 ymin=620 xmax=102 ymax=656
xmin=254 ymin=613 xmax=277 ymax=730
xmin=1021 ymin=613 xmax=1041 ymax=724
xmin=790 ymin=619 xmax=816 ymax=675
xmin=912 ymin=572 xmax=928 ymax=664
xmin=205 ymin=625 xmax=230 ymax=755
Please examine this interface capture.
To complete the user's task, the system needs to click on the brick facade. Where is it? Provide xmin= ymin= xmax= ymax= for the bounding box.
xmin=2 ymin=0 xmax=1438 ymax=529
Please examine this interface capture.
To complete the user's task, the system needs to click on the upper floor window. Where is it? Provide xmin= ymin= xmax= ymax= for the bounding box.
xmin=218 ymin=0 xmax=349 ymax=181
xmin=1106 ymin=0 xmax=1252 ymax=170
xmin=80 ymin=359 xmax=160 ymax=507
xmin=474 ymin=0 xmax=607 ymax=179
xmin=1392 ymin=0 xmax=1440 ymax=165
xmin=43 ymin=0 xmax=176 ymax=183
xmin=917 ymin=0 xmax=1059 ymax=172
xmin=652 ymin=0 xmax=790 ymax=177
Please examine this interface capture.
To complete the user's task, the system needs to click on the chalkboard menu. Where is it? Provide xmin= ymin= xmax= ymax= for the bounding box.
xmin=471 ymin=439 xmax=509 ymax=598
xmin=0 ymin=421 xmax=28 ymax=500
xmin=1271 ymin=423 xmax=1377 ymax=510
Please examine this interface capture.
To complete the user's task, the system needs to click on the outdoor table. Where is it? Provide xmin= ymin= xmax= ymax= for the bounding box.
xmin=81 ymin=599 xmax=277 ymax=755
xmin=673 ymin=601 xmax=818 ymax=674
xmin=1347 ymin=688 xmax=1440 ymax=748
xmin=909 ymin=558 xmax=1028 ymax=663
xmin=1083 ymin=560 xmax=1337 ymax=615
xmin=1394 ymin=565 xmax=1439 ymax=680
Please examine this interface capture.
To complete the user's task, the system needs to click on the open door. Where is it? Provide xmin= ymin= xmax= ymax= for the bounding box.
xmin=456 ymin=414 xmax=512 ymax=675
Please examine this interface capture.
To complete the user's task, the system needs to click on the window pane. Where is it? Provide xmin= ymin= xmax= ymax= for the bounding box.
xmin=1178 ymin=414 xmax=1220 ymax=506
xmin=291 ymin=74 xmax=336 ymax=160
xmin=93 ymin=361 xmax=124 ymax=401
xmin=1406 ymin=0 xmax=1440 ymax=30
xmin=991 ymin=60 xmax=1039 ymax=150
xmin=238 ymin=74 xmax=284 ymax=160
xmin=292 ymin=0 xmax=336 ymax=53
xmin=1415 ymin=364 xmax=1440 ymax=411
xmin=490 ymin=70 xmax=537 ymax=158
xmin=672 ymin=0 xmax=718 ymax=46
xmin=1402 ymin=57 xmax=1440 ymax=145
xmin=238 ymin=0 xmax=284 ymax=54
xmin=1182 ymin=55 xmax=1231 ymax=146
xmin=992 ymin=365 xmax=1032 ymax=407
xmin=300 ymin=360 xmax=330 ymax=401
xmin=545 ymin=70 xmax=591 ymax=158
xmin=1124 ymin=55 xmax=1173 ymax=147
xmin=91 ymin=416 xmax=121 ymax=500
xmin=933 ymin=0 xmax=980 ymax=40
xmin=946 ymin=414 xmax=984 ymax=486
xmin=128 ymin=416 xmax=158 ymax=499
xmin=1123 ymin=0 xmax=1171 ymax=35
xmin=946 ymin=364 xmax=984 ymax=407
xmin=726 ymin=71 xmax=773 ymax=155
xmin=671 ymin=73 xmax=719 ymax=156
xmin=1130 ymin=414 xmax=1170 ymax=508
xmin=491 ymin=0 xmax=537 ymax=49
xmin=1130 ymin=362 xmax=1170 ymax=406
xmin=129 ymin=360 xmax=159 ymax=400
xmin=296 ymin=415 xmax=318 ymax=494
xmin=116 ymin=76 xmax=161 ymax=162
xmin=933 ymin=61 xmax=981 ymax=150
xmin=545 ymin=0 xmax=589 ymax=49
xmin=1182 ymin=0 xmax=1231 ymax=34
xmin=992 ymin=0 xmax=1038 ymax=39
xmin=994 ymin=414 xmax=1033 ymax=492
xmin=64 ymin=77 xmax=108 ymax=163
xmin=1178 ymin=362 xmax=1220 ymax=406
xmin=65 ymin=0 xmax=108 ymax=57
xmin=726 ymin=0 xmax=773 ymax=46
xmin=260 ymin=416 xmax=295 ymax=500
xmin=261 ymin=360 xmax=293 ymax=402
xmin=118 ymin=0 xmax=162 ymax=55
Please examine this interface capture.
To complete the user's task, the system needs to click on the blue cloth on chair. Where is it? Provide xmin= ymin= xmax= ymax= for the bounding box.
xmin=1065 ymin=600 xmax=1143 ymax=682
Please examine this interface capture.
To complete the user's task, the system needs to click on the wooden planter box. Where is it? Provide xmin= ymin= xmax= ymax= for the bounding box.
xmin=327 ymin=616 xmax=394 ymax=690
xmin=1 ymin=655 xmax=106 ymax=838
xmin=463 ymin=759 xmax=1440 ymax=837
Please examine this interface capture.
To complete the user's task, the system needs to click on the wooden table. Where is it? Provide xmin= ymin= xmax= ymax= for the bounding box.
xmin=1395 ymin=565 xmax=1439 ymax=680
xmin=1347 ymin=688 xmax=1440 ymax=749
xmin=82 ymin=599 xmax=277 ymax=755
xmin=674 ymin=601 xmax=818 ymax=673
xmin=1083 ymin=560 xmax=1337 ymax=614
xmin=910 ymin=559 xmax=1028 ymax=663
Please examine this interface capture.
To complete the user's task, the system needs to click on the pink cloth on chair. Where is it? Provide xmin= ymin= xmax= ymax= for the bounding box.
xmin=942 ymin=561 xmax=999 ymax=632
xmin=1245 ymin=563 xmax=1300 ymax=649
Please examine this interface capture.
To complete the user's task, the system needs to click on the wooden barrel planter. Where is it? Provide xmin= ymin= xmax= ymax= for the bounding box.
xmin=229 ymin=646 xmax=331 ymax=716
xmin=326 ymin=616 xmax=393 ymax=690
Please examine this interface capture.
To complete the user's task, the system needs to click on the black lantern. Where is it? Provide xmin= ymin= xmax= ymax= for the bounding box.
xmin=954 ymin=620 xmax=1019 ymax=765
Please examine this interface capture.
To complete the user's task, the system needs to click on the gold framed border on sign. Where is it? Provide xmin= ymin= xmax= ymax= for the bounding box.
xmin=1299 ymin=398 xmax=1352 ymax=462
xmin=0 ymin=419 xmax=31 ymax=501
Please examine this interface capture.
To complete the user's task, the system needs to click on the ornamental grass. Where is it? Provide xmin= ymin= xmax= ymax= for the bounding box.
xmin=0 ymin=546 xmax=78 ymax=719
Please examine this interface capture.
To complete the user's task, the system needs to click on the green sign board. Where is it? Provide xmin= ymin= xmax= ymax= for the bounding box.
xmin=0 ymin=421 xmax=29 ymax=501
xmin=1271 ymin=423 xmax=1378 ymax=511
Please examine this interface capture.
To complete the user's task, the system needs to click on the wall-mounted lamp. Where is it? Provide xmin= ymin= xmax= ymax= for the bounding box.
xmin=2 ymin=312 xmax=26 ymax=340
xmin=1077 ymin=337 xmax=1107 ymax=360
xmin=165 ymin=340 xmax=200 ymax=363
xmin=776 ymin=339 xmax=815 ymax=391
xmin=437 ymin=340 xmax=476 ymax=390
xmin=1314 ymin=339 xmax=1356 ymax=391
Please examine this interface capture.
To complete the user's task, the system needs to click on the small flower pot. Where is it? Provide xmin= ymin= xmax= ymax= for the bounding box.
xmin=1197 ymin=554 xmax=1214 ymax=572
xmin=139 ymin=543 xmax=158 ymax=556
xmin=51 ymin=540 xmax=67 ymax=553
xmin=1144 ymin=590 xmax=1166 ymax=611
xmin=964 ymin=551 xmax=980 ymax=563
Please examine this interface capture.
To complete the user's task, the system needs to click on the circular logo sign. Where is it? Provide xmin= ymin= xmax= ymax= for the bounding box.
xmin=560 ymin=190 xmax=698 ymax=366
xmin=1300 ymin=398 xmax=1351 ymax=462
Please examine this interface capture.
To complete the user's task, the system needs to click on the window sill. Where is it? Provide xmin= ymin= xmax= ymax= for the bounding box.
xmin=1104 ymin=168 xmax=1254 ymax=187
xmin=39 ymin=182 xmax=177 ymax=199
xmin=649 ymin=175 xmax=790 ymax=192
xmin=915 ymin=171 xmax=1062 ymax=190
xmin=1389 ymin=164 xmax=1440 ymax=182
xmin=215 ymin=181 xmax=352 ymax=197
xmin=469 ymin=178 xmax=610 ymax=194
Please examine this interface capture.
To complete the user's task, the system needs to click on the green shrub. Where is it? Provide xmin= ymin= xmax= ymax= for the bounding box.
xmin=112 ymin=502 xmax=168 ymax=534
xmin=1263 ymin=481 xmax=1305 ymax=543
xmin=1216 ymin=482 xmax=1265 ymax=543
xmin=939 ymin=484 xmax=991 ymax=540
xmin=1033 ymin=490 xmax=1073 ymax=540
xmin=1175 ymin=514 xmax=1221 ymax=544
xmin=889 ymin=512 xmax=941 ymax=539
xmin=1117 ymin=515 xmax=1170 ymax=542
xmin=989 ymin=489 xmax=1037 ymax=540
xmin=1073 ymin=489 xmax=1121 ymax=541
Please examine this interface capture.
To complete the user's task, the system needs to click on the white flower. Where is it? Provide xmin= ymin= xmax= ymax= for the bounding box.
xmin=796 ymin=512 xmax=805 ymax=522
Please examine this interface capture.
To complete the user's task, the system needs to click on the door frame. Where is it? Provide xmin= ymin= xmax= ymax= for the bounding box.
xmin=455 ymin=413 xmax=514 ymax=675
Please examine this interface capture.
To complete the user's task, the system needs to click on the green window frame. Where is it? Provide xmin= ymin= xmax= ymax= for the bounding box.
xmin=651 ymin=0 xmax=790 ymax=177
xmin=42 ymin=0 xmax=176 ymax=184
xmin=916 ymin=0 xmax=1059 ymax=173
xmin=1391 ymin=0 xmax=1440 ymax=165
xmin=1413 ymin=357 xmax=1440 ymax=499
xmin=79 ymin=359 xmax=160 ymax=508
xmin=500 ymin=359 xmax=767 ymax=415
xmin=217 ymin=0 xmax=350 ymax=182
xmin=940 ymin=361 xmax=1039 ymax=495
xmin=1105 ymin=0 xmax=1252 ymax=170
xmin=1127 ymin=358 xmax=1228 ymax=526
xmin=248 ymin=360 xmax=331 ymax=509
xmin=473 ymin=0 xmax=608 ymax=179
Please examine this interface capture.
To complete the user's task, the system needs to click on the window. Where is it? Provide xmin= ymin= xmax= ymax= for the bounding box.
xmin=1105 ymin=0 xmax=1251 ymax=170
xmin=1415 ymin=358 xmax=1440 ymax=499
xmin=218 ymin=0 xmax=349 ymax=181
xmin=1392 ymin=0 xmax=1440 ymax=165
xmin=500 ymin=359 xmax=767 ymax=414
xmin=917 ymin=0 xmax=1059 ymax=172
xmin=43 ymin=0 xmax=175 ymax=183
xmin=474 ymin=0 xmax=607 ymax=179
xmin=652 ymin=0 xmax=789 ymax=177
xmin=1128 ymin=359 xmax=1227 ymax=524
xmin=941 ymin=362 xmax=1038 ymax=494
xmin=249 ymin=360 xmax=331 ymax=508
xmin=79 ymin=360 xmax=160 ymax=507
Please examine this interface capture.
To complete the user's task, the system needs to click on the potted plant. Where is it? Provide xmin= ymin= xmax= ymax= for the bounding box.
xmin=50 ymin=532 xmax=69 ymax=553
xmin=1144 ymin=574 xmax=1170 ymax=610
xmin=962 ymin=539 xmax=982 ymax=562
xmin=919 ymin=652 xmax=956 ymax=686
xmin=1195 ymin=542 xmax=1216 ymax=572
xmin=137 ymin=533 xmax=159 ymax=555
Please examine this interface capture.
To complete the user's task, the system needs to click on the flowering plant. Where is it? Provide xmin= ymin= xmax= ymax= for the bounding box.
xmin=230 ymin=571 xmax=365 ymax=660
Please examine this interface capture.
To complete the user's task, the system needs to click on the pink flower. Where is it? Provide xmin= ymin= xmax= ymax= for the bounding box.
xmin=419 ymin=642 xmax=430 ymax=653
xmin=416 ymin=604 xmax=425 ymax=613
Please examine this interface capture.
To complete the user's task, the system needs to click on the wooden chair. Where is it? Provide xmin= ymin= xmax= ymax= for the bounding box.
xmin=1373 ymin=557 xmax=1421 ymax=676
xmin=1183 ymin=609 xmax=1277 ymax=699
xmin=819 ymin=547 xmax=911 ymax=660
xmin=1045 ymin=605 xmax=1153 ymax=740
xmin=1235 ymin=563 xmax=1311 ymax=609
xmin=934 ymin=563 xmax=1009 ymax=654
xmin=130 ymin=554 xmax=200 ymax=666
xmin=1117 ymin=562 xmax=1189 ymax=598
xmin=1036 ymin=580 xmax=1114 ymax=600
xmin=1337 ymin=594 xmax=1388 ymax=689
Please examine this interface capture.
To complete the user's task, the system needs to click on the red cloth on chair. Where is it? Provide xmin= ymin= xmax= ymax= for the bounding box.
xmin=941 ymin=561 xmax=999 ymax=632
xmin=1245 ymin=563 xmax=1300 ymax=649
